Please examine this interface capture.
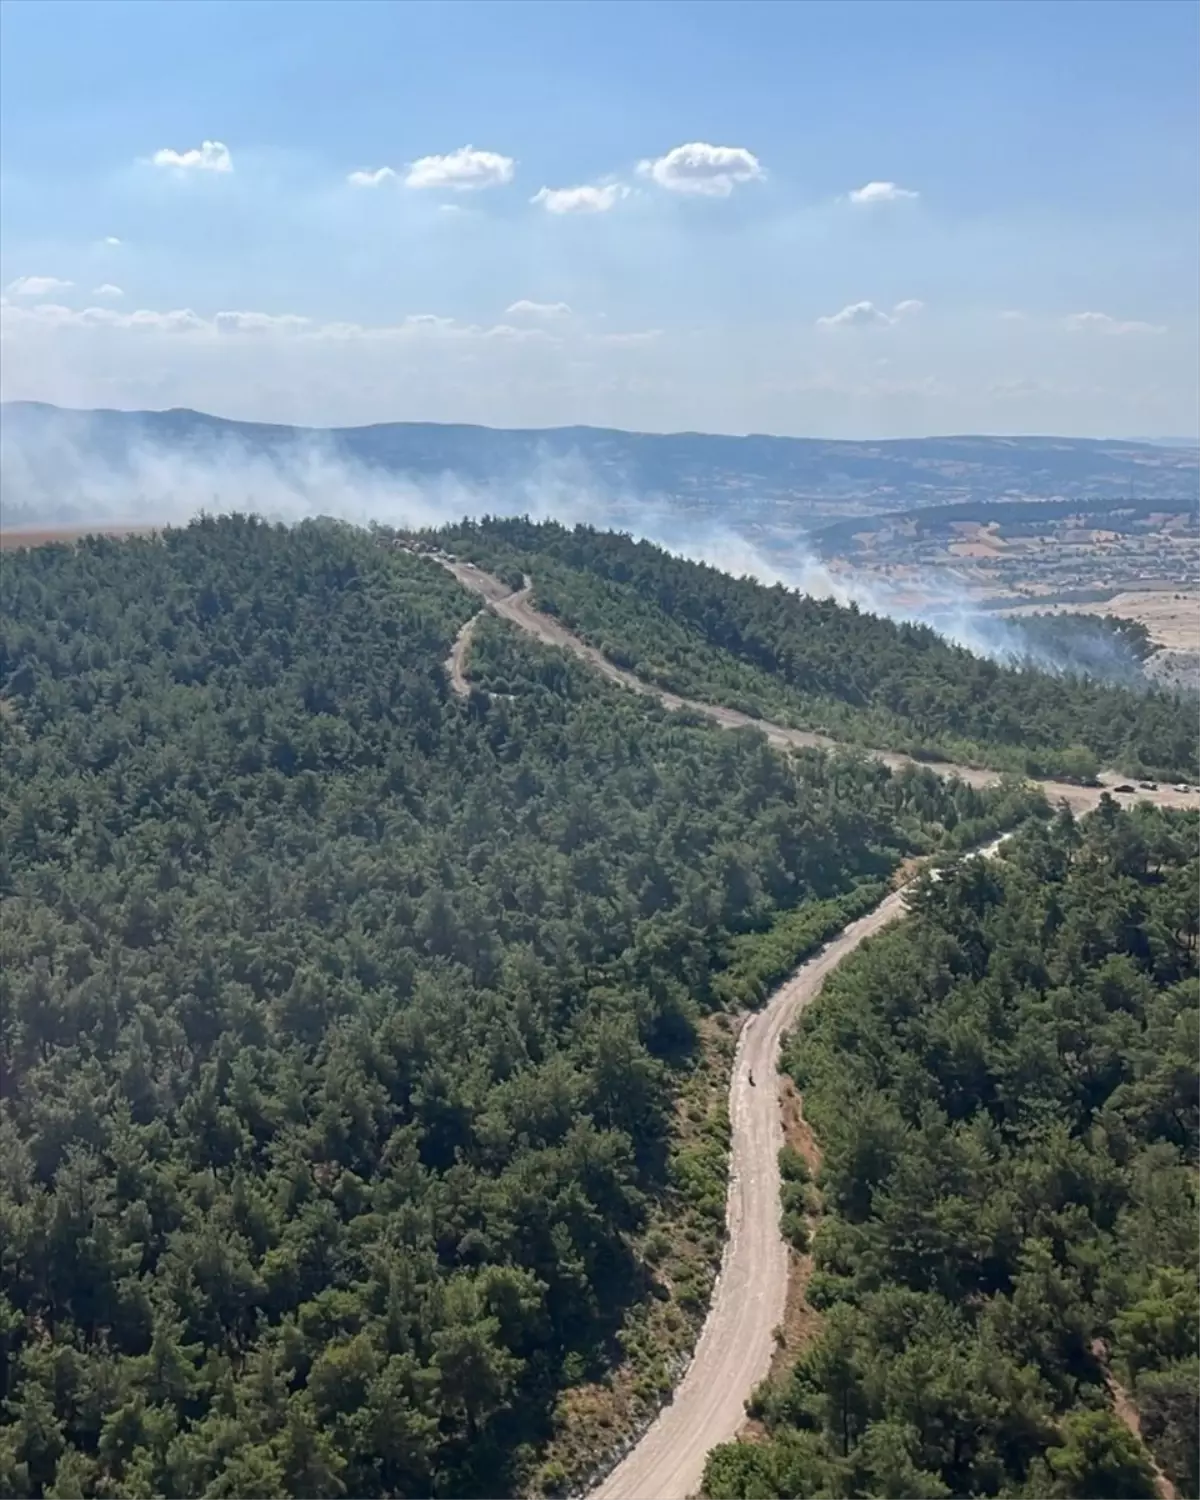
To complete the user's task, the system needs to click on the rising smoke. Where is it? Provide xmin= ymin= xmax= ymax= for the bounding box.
xmin=0 ymin=409 xmax=1157 ymax=685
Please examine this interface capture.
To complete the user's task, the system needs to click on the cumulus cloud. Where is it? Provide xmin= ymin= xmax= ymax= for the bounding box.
xmin=531 ymin=182 xmax=628 ymax=214
xmin=4 ymin=302 xmax=211 ymax=334
xmin=214 ymin=311 xmax=312 ymax=335
xmin=0 ymin=301 xmax=660 ymax=361
xmin=1064 ymin=310 xmax=1165 ymax=335
xmin=847 ymin=180 xmax=919 ymax=204
xmin=637 ymin=142 xmax=764 ymax=197
xmin=347 ymin=166 xmax=397 ymax=188
xmin=404 ymin=145 xmax=514 ymax=192
xmin=816 ymin=298 xmax=924 ymax=329
xmin=150 ymin=140 xmax=233 ymax=173
xmin=101 ymin=236 xmax=122 ymax=247
xmin=6 ymin=276 xmax=73 ymax=297
xmin=91 ymin=284 xmax=124 ymax=299
xmin=505 ymin=300 xmax=572 ymax=320
xmin=816 ymin=300 xmax=894 ymax=329
xmin=483 ymin=323 xmax=561 ymax=345
xmin=123 ymin=308 xmax=209 ymax=333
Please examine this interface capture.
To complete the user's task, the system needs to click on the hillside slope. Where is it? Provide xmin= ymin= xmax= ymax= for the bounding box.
xmin=426 ymin=520 xmax=1200 ymax=782
xmin=0 ymin=516 xmax=1035 ymax=1499
xmin=704 ymin=805 xmax=1199 ymax=1500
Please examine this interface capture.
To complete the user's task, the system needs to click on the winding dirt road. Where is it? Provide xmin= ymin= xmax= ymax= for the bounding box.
xmin=592 ymin=881 xmax=924 ymax=1500
xmin=444 ymin=613 xmax=480 ymax=698
xmin=430 ymin=552 xmax=1200 ymax=1498
xmin=439 ymin=556 xmax=1200 ymax=819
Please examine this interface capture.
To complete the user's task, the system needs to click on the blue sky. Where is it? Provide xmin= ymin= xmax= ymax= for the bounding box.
xmin=1 ymin=0 xmax=1196 ymax=437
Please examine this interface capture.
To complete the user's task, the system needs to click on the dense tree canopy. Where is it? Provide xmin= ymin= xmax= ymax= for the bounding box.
xmin=0 ymin=517 xmax=1039 ymax=1498
xmin=430 ymin=519 xmax=1199 ymax=781
xmin=704 ymin=804 xmax=1199 ymax=1499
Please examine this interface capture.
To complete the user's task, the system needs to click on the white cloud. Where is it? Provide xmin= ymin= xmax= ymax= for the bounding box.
xmin=101 ymin=236 xmax=122 ymax=247
xmin=483 ymin=323 xmax=560 ymax=344
xmin=506 ymin=300 xmax=572 ymax=320
xmin=6 ymin=275 xmax=73 ymax=297
xmin=3 ymin=302 xmax=207 ymax=333
xmin=816 ymin=300 xmax=894 ymax=329
xmin=1064 ymin=310 xmax=1165 ymax=335
xmin=215 ymin=311 xmax=312 ymax=335
xmin=124 ymin=308 xmax=209 ymax=332
xmin=636 ymin=142 xmax=764 ymax=197
xmin=531 ymin=182 xmax=628 ymax=214
xmin=404 ymin=146 xmax=515 ymax=192
xmin=597 ymin=329 xmax=663 ymax=346
xmin=151 ymin=140 xmax=233 ymax=173
xmin=402 ymin=314 xmax=458 ymax=331
xmin=847 ymin=180 xmax=919 ymax=204
xmin=91 ymin=284 xmax=124 ymax=299
xmin=999 ymin=309 xmax=1027 ymax=321
xmin=347 ymin=166 xmax=397 ymax=188
xmin=815 ymin=298 xmax=923 ymax=329
xmin=0 ymin=300 xmax=641 ymax=356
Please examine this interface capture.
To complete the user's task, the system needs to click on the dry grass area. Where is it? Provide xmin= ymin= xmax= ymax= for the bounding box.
xmin=0 ymin=524 xmax=160 ymax=551
xmin=738 ymin=1075 xmax=825 ymax=1442
xmin=999 ymin=588 xmax=1200 ymax=651
xmin=770 ymin=1078 xmax=823 ymax=1374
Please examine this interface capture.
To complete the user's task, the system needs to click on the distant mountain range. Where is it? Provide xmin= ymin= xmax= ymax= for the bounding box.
xmin=2 ymin=401 xmax=1197 ymax=530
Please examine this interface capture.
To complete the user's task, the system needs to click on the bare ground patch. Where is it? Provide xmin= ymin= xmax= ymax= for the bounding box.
xmin=999 ymin=589 xmax=1200 ymax=653
xmin=0 ymin=524 xmax=161 ymax=551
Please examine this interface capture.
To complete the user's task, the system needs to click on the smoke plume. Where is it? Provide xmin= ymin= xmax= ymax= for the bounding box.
xmin=0 ymin=409 xmax=1159 ymax=685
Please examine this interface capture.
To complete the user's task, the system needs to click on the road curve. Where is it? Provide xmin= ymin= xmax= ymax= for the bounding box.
xmin=444 ymin=613 xmax=479 ymax=698
xmin=436 ymin=556 xmax=1200 ymax=820
xmin=592 ymin=882 xmax=918 ymax=1500
xmin=427 ymin=553 xmax=1200 ymax=1497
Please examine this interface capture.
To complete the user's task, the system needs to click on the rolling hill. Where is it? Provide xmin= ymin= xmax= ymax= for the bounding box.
xmin=3 ymin=402 xmax=1198 ymax=532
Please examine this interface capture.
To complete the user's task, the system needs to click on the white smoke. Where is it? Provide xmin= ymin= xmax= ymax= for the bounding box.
xmin=0 ymin=410 xmax=1153 ymax=681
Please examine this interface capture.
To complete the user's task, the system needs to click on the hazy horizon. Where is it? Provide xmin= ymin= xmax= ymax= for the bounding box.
xmin=2 ymin=0 xmax=1197 ymax=439
xmin=3 ymin=396 xmax=1198 ymax=449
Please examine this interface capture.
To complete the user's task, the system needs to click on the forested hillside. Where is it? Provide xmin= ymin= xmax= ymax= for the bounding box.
xmin=0 ymin=518 xmax=1038 ymax=1498
xmin=430 ymin=519 xmax=1199 ymax=782
xmin=704 ymin=804 xmax=1199 ymax=1500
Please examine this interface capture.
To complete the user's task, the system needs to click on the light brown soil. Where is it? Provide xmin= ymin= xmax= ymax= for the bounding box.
xmin=590 ymin=886 xmax=917 ymax=1500
xmin=762 ymin=1076 xmax=824 ymax=1387
xmin=445 ymin=613 xmax=480 ymax=698
xmin=1000 ymin=589 xmax=1200 ymax=652
xmin=0 ymin=525 xmax=160 ymax=550
xmin=1091 ymin=1339 xmax=1178 ymax=1500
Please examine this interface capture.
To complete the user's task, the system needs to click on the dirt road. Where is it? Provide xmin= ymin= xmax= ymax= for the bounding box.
xmin=591 ymin=883 xmax=920 ymax=1500
xmin=444 ymin=614 xmax=480 ymax=698
xmin=439 ymin=558 xmax=1200 ymax=819
xmin=431 ymin=554 xmax=1199 ymax=1498
xmin=1091 ymin=1340 xmax=1178 ymax=1500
